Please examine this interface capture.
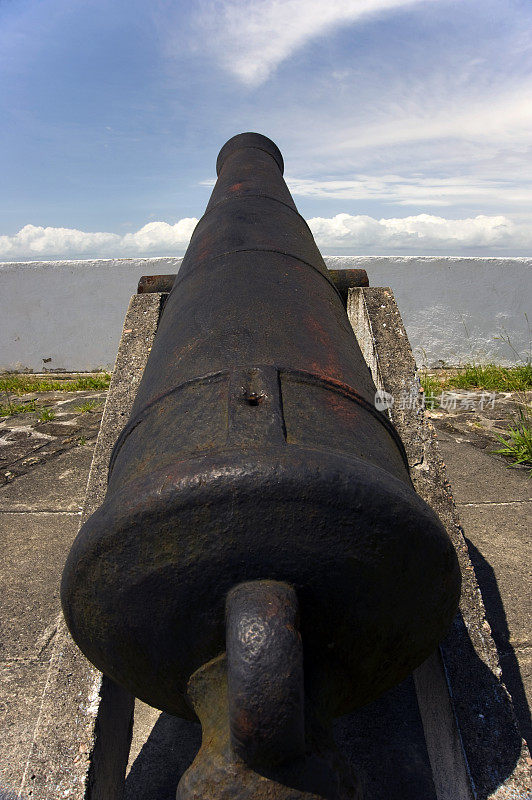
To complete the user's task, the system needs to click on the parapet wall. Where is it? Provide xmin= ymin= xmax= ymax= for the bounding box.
xmin=1 ymin=256 xmax=530 ymax=371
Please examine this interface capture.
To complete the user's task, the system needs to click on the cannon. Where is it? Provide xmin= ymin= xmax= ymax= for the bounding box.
xmin=61 ymin=133 xmax=461 ymax=798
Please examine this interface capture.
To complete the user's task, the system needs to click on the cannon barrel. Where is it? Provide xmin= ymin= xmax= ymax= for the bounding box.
xmin=61 ymin=133 xmax=460 ymax=796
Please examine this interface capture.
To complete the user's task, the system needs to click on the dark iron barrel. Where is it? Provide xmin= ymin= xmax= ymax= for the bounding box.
xmin=61 ymin=134 xmax=460 ymax=785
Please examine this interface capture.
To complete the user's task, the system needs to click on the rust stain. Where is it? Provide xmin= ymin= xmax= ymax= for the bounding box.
xmin=324 ymin=391 xmax=360 ymax=422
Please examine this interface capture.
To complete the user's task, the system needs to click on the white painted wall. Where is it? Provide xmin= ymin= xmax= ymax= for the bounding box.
xmin=329 ymin=256 xmax=531 ymax=367
xmin=0 ymin=256 xmax=530 ymax=371
xmin=0 ymin=258 xmax=182 ymax=373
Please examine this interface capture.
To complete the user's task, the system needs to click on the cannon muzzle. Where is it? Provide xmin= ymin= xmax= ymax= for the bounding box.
xmin=61 ymin=133 xmax=460 ymax=798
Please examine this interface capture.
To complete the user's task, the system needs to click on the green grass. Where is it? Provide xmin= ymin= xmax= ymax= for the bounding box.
xmin=0 ymin=372 xmax=110 ymax=418
xmin=0 ymin=399 xmax=36 ymax=417
xmin=443 ymin=363 xmax=532 ymax=392
xmin=0 ymin=373 xmax=111 ymax=396
xmin=37 ymin=407 xmax=55 ymax=422
xmin=420 ymin=362 xmax=532 ymax=437
xmin=419 ymin=372 xmax=442 ymax=408
xmin=73 ymin=400 xmax=101 ymax=414
xmin=420 ymin=363 xmax=532 ymax=408
xmin=493 ymin=408 xmax=532 ymax=475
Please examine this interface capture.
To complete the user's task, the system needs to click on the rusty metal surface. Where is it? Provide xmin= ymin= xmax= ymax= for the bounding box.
xmin=226 ymin=581 xmax=305 ymax=769
xmin=137 ymin=268 xmax=369 ymax=297
xmin=137 ymin=274 xmax=176 ymax=293
xmin=178 ymin=653 xmax=362 ymax=800
xmin=62 ymin=133 xmax=460 ymax=797
xmin=328 ymin=269 xmax=369 ymax=301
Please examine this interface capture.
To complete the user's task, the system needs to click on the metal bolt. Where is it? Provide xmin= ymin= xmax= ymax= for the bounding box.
xmin=244 ymin=391 xmax=263 ymax=406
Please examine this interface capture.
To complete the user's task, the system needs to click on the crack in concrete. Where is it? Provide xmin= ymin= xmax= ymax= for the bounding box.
xmin=458 ymin=500 xmax=532 ymax=507
xmin=0 ymin=509 xmax=81 ymax=514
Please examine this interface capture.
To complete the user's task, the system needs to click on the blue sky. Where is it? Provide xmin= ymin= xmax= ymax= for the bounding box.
xmin=1 ymin=0 xmax=531 ymax=258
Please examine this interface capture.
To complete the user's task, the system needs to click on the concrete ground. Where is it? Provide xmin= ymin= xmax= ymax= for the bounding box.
xmin=426 ymin=389 xmax=532 ymax=752
xmin=0 ymin=384 xmax=530 ymax=798
xmin=0 ymin=389 xmax=106 ymax=797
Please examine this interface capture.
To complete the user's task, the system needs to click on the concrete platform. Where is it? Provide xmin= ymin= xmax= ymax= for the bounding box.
xmin=0 ymin=510 xmax=83 ymax=795
xmin=1 ymin=291 xmax=530 ymax=799
xmin=433 ymin=422 xmax=531 ymax=753
xmin=0 ymin=391 xmax=105 ymax=797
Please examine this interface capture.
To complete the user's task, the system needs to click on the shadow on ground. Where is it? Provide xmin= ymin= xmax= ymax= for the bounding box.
xmin=124 ymin=714 xmax=201 ymax=800
xmin=466 ymin=538 xmax=531 ymax=752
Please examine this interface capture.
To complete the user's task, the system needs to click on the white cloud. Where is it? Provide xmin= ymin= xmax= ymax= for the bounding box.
xmin=307 ymin=213 xmax=530 ymax=250
xmin=0 ymin=225 xmax=120 ymax=258
xmin=320 ymin=87 xmax=532 ymax=155
xmin=0 ymin=220 xmax=198 ymax=260
xmin=1 ymin=214 xmax=531 ymax=260
xmin=157 ymin=3 xmax=532 ymax=225
xmin=287 ymin=173 xmax=532 ymax=207
xmin=192 ymin=0 xmax=435 ymax=85
xmin=273 ymin=79 xmax=532 ymax=216
xmin=275 ymin=79 xmax=532 ymax=187
xmin=120 ymin=219 xmax=199 ymax=251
